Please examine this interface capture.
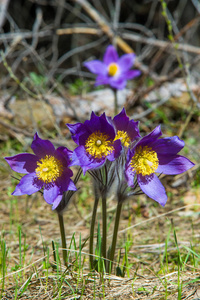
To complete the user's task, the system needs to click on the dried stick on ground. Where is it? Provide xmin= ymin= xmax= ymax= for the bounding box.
xmin=126 ymin=15 xmax=200 ymax=109
xmin=0 ymin=0 xmax=10 ymax=29
xmin=50 ymin=0 xmax=65 ymax=67
xmin=74 ymin=0 xmax=134 ymax=54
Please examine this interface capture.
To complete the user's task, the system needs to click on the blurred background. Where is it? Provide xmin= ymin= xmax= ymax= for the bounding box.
xmin=0 ymin=0 xmax=199 ymax=134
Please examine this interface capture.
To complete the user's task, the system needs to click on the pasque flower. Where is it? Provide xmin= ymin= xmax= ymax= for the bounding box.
xmin=125 ymin=126 xmax=195 ymax=206
xmin=84 ymin=45 xmax=141 ymax=90
xmin=5 ymin=133 xmax=77 ymax=210
xmin=67 ymin=111 xmax=122 ymax=174
xmin=113 ymin=108 xmax=141 ymax=147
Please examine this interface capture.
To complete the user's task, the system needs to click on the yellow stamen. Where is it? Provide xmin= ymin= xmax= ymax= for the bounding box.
xmin=108 ymin=63 xmax=118 ymax=76
xmin=130 ymin=146 xmax=159 ymax=176
xmin=85 ymin=131 xmax=114 ymax=159
xmin=114 ymin=130 xmax=131 ymax=147
xmin=35 ymin=155 xmax=63 ymax=183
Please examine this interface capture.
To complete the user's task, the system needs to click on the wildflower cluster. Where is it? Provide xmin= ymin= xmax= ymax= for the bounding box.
xmin=5 ymin=108 xmax=194 ymax=269
xmin=4 ymin=45 xmax=195 ymax=273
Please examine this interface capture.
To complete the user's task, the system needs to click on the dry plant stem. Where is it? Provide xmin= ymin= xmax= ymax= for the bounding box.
xmin=1 ymin=52 xmax=37 ymax=99
xmin=113 ymin=88 xmax=118 ymax=115
xmin=89 ymin=187 xmax=99 ymax=270
xmin=108 ymin=201 xmax=122 ymax=273
xmin=74 ymin=0 xmax=134 ymax=53
xmin=57 ymin=213 xmax=67 ymax=266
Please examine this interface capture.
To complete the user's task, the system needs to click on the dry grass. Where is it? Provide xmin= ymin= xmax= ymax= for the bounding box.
xmin=1 ymin=171 xmax=200 ymax=299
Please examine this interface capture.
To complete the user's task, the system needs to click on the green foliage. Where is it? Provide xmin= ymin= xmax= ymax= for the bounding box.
xmin=0 ymin=234 xmax=7 ymax=298
xmin=192 ymin=169 xmax=200 ymax=188
xmin=137 ymin=286 xmax=151 ymax=295
xmin=68 ymin=78 xmax=91 ymax=95
xmin=144 ymin=101 xmax=169 ymax=124
xmin=145 ymin=76 xmax=155 ymax=87
xmin=160 ymin=0 xmax=174 ymax=42
xmin=29 ymin=72 xmax=47 ymax=88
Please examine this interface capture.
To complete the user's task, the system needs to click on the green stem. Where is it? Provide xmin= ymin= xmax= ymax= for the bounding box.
xmin=89 ymin=188 xmax=99 ymax=270
xmin=109 ymin=201 xmax=123 ymax=273
xmin=58 ymin=213 xmax=67 ymax=266
xmin=113 ymin=88 xmax=118 ymax=115
xmin=101 ymin=193 xmax=107 ymax=263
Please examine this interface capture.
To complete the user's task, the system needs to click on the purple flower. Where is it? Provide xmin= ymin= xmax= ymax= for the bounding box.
xmin=113 ymin=108 xmax=141 ymax=147
xmin=5 ymin=133 xmax=77 ymax=210
xmin=67 ymin=112 xmax=122 ymax=174
xmin=84 ymin=45 xmax=141 ymax=90
xmin=125 ymin=126 xmax=195 ymax=206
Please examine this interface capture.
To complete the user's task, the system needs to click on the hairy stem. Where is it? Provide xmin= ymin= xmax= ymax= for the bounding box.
xmin=113 ymin=88 xmax=118 ymax=115
xmin=108 ymin=201 xmax=122 ymax=273
xmin=58 ymin=213 xmax=67 ymax=266
xmin=101 ymin=193 xmax=107 ymax=264
xmin=89 ymin=187 xmax=99 ymax=269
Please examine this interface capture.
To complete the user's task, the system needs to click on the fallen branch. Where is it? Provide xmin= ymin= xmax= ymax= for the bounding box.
xmin=122 ymin=32 xmax=200 ymax=55
xmin=74 ymin=0 xmax=134 ymax=53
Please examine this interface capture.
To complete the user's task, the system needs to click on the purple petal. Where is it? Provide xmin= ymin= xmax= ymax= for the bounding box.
xmin=156 ymin=155 xmax=195 ymax=175
xmin=31 ymin=133 xmax=55 ymax=157
xmin=84 ymin=60 xmax=107 ymax=75
xmin=118 ymin=53 xmax=135 ymax=71
xmin=43 ymin=183 xmax=60 ymax=204
xmin=127 ymin=120 xmax=141 ymax=140
xmin=107 ymin=139 xmax=122 ymax=161
xmin=68 ymin=179 xmax=77 ymax=191
xmin=136 ymin=125 xmax=162 ymax=148
xmin=52 ymin=194 xmax=63 ymax=210
xmin=5 ymin=153 xmax=38 ymax=174
xmin=67 ymin=122 xmax=82 ymax=136
xmin=113 ymin=108 xmax=140 ymax=141
xmin=56 ymin=147 xmax=73 ymax=165
xmin=70 ymin=146 xmax=90 ymax=166
xmin=138 ymin=173 xmax=167 ymax=206
xmin=12 ymin=173 xmax=43 ymax=196
xmin=123 ymin=69 xmax=141 ymax=79
xmin=125 ymin=163 xmax=136 ymax=188
xmin=67 ymin=122 xmax=88 ymax=145
xmin=152 ymin=136 xmax=185 ymax=155
xmin=108 ymin=77 xmax=127 ymax=89
xmin=84 ymin=112 xmax=115 ymax=140
xmin=113 ymin=108 xmax=129 ymax=131
xmin=95 ymin=74 xmax=109 ymax=86
xmin=70 ymin=146 xmax=105 ymax=175
xmin=103 ymin=45 xmax=118 ymax=65
xmin=57 ymin=168 xmax=74 ymax=191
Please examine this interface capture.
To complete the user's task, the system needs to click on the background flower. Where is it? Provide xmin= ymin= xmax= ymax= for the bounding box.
xmin=67 ymin=111 xmax=122 ymax=174
xmin=84 ymin=45 xmax=141 ymax=90
xmin=5 ymin=133 xmax=77 ymax=210
xmin=125 ymin=126 xmax=195 ymax=206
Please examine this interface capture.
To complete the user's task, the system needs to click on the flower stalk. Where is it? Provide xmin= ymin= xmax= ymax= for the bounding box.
xmin=108 ymin=201 xmax=123 ymax=273
xmin=57 ymin=212 xmax=67 ymax=266
xmin=101 ymin=193 xmax=107 ymax=262
xmin=89 ymin=186 xmax=99 ymax=270
xmin=113 ymin=88 xmax=118 ymax=115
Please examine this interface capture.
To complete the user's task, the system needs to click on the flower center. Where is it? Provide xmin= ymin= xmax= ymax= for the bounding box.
xmin=108 ymin=63 xmax=118 ymax=76
xmin=130 ymin=146 xmax=159 ymax=176
xmin=114 ymin=130 xmax=131 ymax=147
xmin=85 ymin=131 xmax=114 ymax=159
xmin=35 ymin=155 xmax=63 ymax=183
